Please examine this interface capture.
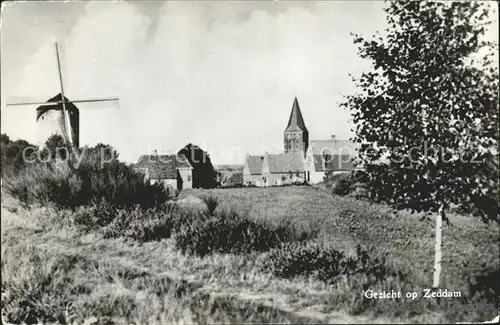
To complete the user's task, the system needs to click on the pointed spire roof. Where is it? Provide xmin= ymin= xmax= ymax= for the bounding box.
xmin=285 ymin=97 xmax=308 ymax=133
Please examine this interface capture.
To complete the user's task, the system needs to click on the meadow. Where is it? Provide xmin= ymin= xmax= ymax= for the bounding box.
xmin=1 ymin=162 xmax=498 ymax=324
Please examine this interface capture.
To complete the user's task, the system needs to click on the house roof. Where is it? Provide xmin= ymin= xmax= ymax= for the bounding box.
xmin=267 ymin=153 xmax=305 ymax=173
xmin=312 ymin=154 xmax=357 ymax=172
xmin=309 ymin=139 xmax=360 ymax=156
xmin=245 ymin=155 xmax=265 ymax=175
xmin=309 ymin=138 xmax=360 ymax=172
xmin=134 ymin=154 xmax=192 ymax=179
xmin=285 ymin=97 xmax=308 ymax=133
xmin=36 ymin=93 xmax=79 ymax=122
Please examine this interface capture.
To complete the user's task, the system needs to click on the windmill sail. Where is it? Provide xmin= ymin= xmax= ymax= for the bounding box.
xmin=55 ymin=42 xmax=74 ymax=147
xmin=4 ymin=40 xmax=119 ymax=152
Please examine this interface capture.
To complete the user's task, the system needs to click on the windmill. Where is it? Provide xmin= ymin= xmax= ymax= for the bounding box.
xmin=5 ymin=41 xmax=119 ymax=151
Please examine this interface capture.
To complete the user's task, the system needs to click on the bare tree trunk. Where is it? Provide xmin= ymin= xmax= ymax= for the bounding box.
xmin=432 ymin=204 xmax=445 ymax=288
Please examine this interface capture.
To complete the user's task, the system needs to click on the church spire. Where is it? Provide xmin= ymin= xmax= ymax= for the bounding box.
xmin=284 ymin=96 xmax=309 ymax=156
xmin=285 ymin=97 xmax=308 ymax=133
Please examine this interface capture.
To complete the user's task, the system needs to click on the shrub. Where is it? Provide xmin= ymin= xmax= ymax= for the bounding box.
xmin=174 ymin=210 xmax=309 ymax=257
xmin=1 ymin=245 xmax=95 ymax=324
xmin=323 ymin=170 xmax=368 ymax=197
xmin=0 ymin=135 xmax=38 ymax=176
xmin=69 ymin=199 xmax=116 ymax=230
xmin=98 ymin=202 xmax=207 ymax=243
xmin=2 ymin=162 xmax=81 ymax=208
xmin=3 ymin=145 xmax=170 ymax=210
xmin=333 ymin=176 xmax=354 ymax=196
xmin=467 ymin=267 xmax=499 ymax=307
xmin=200 ymin=194 xmax=219 ymax=215
xmin=261 ymin=242 xmax=404 ymax=285
xmin=101 ymin=206 xmax=175 ymax=242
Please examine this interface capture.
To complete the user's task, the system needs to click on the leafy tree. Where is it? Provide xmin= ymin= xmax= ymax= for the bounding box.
xmin=1 ymin=133 xmax=10 ymax=145
xmin=44 ymin=134 xmax=68 ymax=161
xmin=178 ymin=143 xmax=218 ymax=189
xmin=343 ymin=1 xmax=498 ymax=288
xmin=75 ymin=143 xmax=119 ymax=170
xmin=0 ymin=134 xmax=37 ymax=174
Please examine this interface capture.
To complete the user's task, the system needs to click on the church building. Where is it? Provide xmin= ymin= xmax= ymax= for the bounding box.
xmin=243 ymin=97 xmax=360 ymax=186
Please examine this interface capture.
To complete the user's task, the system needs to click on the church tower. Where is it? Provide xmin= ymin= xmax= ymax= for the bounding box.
xmin=284 ymin=97 xmax=309 ymax=156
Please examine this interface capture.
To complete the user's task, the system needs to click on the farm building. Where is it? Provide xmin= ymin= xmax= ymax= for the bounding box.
xmin=133 ymin=153 xmax=193 ymax=191
xmin=243 ymin=96 xmax=360 ymax=186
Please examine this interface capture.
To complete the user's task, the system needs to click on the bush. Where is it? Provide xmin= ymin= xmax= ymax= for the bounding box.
xmin=0 ymin=135 xmax=38 ymax=176
xmin=3 ymin=145 xmax=170 ymax=210
xmin=2 ymin=163 xmax=81 ymax=208
xmin=323 ymin=171 xmax=368 ymax=197
xmin=69 ymin=199 xmax=116 ymax=230
xmin=261 ymin=242 xmax=404 ymax=285
xmin=467 ymin=267 xmax=499 ymax=307
xmin=333 ymin=176 xmax=354 ymax=196
xmin=174 ymin=210 xmax=310 ymax=257
xmin=200 ymin=194 xmax=219 ymax=215
xmin=101 ymin=206 xmax=178 ymax=242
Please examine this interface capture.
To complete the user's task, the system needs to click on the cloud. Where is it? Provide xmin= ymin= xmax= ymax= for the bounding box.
xmin=9 ymin=2 xmax=496 ymax=165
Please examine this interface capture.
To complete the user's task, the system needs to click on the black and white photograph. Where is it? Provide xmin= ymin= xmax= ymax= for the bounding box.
xmin=1 ymin=1 xmax=499 ymax=324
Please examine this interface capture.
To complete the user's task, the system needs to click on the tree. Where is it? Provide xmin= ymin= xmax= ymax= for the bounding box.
xmin=178 ymin=143 xmax=218 ymax=189
xmin=0 ymin=134 xmax=37 ymax=174
xmin=343 ymin=1 xmax=498 ymax=289
xmin=44 ymin=134 xmax=68 ymax=161
xmin=75 ymin=143 xmax=119 ymax=170
xmin=1 ymin=133 xmax=10 ymax=145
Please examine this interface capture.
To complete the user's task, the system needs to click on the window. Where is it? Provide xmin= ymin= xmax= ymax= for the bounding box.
xmin=188 ymin=175 xmax=192 ymax=182
xmin=295 ymin=141 xmax=299 ymax=150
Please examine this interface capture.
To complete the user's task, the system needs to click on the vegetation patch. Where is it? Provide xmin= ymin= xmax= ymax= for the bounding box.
xmin=2 ymin=141 xmax=170 ymax=210
xmin=261 ymin=243 xmax=403 ymax=285
xmin=174 ymin=209 xmax=312 ymax=257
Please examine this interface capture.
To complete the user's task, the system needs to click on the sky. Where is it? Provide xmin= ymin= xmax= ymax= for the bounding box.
xmin=1 ymin=1 xmax=498 ymax=165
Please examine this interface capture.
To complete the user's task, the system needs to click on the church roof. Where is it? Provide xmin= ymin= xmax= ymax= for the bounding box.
xmin=285 ymin=97 xmax=308 ymax=133
xmin=245 ymin=155 xmax=265 ymax=175
xmin=266 ymin=153 xmax=305 ymax=173
xmin=36 ymin=93 xmax=79 ymax=121
xmin=134 ymin=154 xmax=192 ymax=179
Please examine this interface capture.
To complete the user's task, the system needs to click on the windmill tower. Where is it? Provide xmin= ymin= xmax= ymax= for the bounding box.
xmin=6 ymin=42 xmax=119 ymax=151
xmin=36 ymin=93 xmax=80 ymax=148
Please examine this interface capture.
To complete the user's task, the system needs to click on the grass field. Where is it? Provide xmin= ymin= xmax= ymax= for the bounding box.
xmin=2 ymin=185 xmax=498 ymax=324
